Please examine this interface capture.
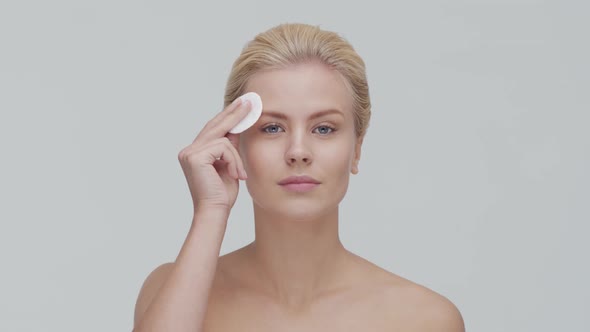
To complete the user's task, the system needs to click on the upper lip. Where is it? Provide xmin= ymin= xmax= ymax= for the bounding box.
xmin=278 ymin=175 xmax=321 ymax=185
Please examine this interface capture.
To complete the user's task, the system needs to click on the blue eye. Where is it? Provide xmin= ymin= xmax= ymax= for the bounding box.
xmin=262 ymin=124 xmax=284 ymax=134
xmin=314 ymin=125 xmax=335 ymax=135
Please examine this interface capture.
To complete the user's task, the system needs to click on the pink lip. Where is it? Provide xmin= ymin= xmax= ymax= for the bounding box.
xmin=280 ymin=182 xmax=319 ymax=192
xmin=278 ymin=175 xmax=321 ymax=192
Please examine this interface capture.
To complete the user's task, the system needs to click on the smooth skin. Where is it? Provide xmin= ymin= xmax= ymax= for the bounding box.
xmin=133 ymin=61 xmax=465 ymax=332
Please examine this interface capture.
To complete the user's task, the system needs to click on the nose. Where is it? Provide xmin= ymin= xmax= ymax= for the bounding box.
xmin=284 ymin=132 xmax=312 ymax=166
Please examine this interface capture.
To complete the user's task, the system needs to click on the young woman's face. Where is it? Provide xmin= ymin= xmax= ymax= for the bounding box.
xmin=238 ymin=61 xmax=362 ymax=220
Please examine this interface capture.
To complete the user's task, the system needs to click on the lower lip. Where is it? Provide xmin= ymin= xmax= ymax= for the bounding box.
xmin=280 ymin=183 xmax=319 ymax=192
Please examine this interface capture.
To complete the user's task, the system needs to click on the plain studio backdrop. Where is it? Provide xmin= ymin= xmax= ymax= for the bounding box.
xmin=0 ymin=1 xmax=588 ymax=331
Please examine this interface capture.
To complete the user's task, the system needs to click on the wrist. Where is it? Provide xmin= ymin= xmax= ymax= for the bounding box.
xmin=193 ymin=204 xmax=230 ymax=222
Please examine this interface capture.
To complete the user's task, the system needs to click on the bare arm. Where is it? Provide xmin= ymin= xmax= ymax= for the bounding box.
xmin=133 ymin=207 xmax=229 ymax=332
xmin=132 ymin=93 xmax=251 ymax=331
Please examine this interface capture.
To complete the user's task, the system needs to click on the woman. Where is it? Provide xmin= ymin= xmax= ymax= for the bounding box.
xmin=133 ymin=23 xmax=464 ymax=332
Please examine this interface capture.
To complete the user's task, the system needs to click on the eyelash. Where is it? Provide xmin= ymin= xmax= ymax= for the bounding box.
xmin=261 ymin=123 xmax=337 ymax=135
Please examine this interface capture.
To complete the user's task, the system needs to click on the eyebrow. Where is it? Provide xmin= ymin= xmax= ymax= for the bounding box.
xmin=260 ymin=109 xmax=344 ymax=120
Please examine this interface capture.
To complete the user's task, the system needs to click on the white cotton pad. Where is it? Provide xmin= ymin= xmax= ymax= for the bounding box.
xmin=229 ymin=92 xmax=263 ymax=134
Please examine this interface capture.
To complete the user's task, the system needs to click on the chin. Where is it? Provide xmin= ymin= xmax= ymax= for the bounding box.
xmin=247 ymin=180 xmax=349 ymax=219
xmin=256 ymin=194 xmax=343 ymax=222
xmin=282 ymin=201 xmax=334 ymax=220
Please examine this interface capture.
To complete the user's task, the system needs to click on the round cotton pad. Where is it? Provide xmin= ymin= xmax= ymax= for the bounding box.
xmin=229 ymin=92 xmax=263 ymax=134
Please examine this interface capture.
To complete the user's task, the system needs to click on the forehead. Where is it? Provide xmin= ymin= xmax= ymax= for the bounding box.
xmin=244 ymin=62 xmax=353 ymax=119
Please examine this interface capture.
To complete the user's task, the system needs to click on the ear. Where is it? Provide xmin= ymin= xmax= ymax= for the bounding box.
xmin=351 ymin=136 xmax=363 ymax=175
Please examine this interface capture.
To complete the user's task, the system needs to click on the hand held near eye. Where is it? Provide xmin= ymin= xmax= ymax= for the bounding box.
xmin=177 ymin=93 xmax=261 ymax=214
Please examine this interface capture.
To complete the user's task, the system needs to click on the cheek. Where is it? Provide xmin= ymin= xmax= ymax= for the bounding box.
xmin=240 ymin=139 xmax=275 ymax=176
xmin=240 ymin=140 xmax=283 ymax=207
xmin=322 ymin=140 xmax=355 ymax=170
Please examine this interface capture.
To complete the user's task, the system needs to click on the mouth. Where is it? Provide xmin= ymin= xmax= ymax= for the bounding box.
xmin=278 ymin=175 xmax=321 ymax=193
xmin=279 ymin=182 xmax=320 ymax=193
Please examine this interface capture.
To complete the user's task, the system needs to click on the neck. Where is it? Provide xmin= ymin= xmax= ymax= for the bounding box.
xmin=244 ymin=204 xmax=350 ymax=311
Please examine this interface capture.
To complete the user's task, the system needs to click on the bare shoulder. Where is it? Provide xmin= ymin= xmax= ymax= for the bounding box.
xmin=380 ymin=272 xmax=465 ymax=332
xmin=349 ymin=254 xmax=464 ymax=332
xmin=388 ymin=278 xmax=465 ymax=332
xmin=133 ymin=262 xmax=176 ymax=327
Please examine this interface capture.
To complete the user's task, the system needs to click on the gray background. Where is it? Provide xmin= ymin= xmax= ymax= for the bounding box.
xmin=1 ymin=1 xmax=588 ymax=331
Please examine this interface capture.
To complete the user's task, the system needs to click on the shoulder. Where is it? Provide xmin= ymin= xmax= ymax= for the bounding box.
xmin=404 ymin=283 xmax=464 ymax=332
xmin=133 ymin=262 xmax=176 ymax=327
xmin=345 ymin=253 xmax=464 ymax=331
xmin=381 ymin=278 xmax=465 ymax=332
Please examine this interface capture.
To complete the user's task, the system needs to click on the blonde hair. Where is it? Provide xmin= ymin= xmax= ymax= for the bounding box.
xmin=224 ymin=23 xmax=371 ymax=138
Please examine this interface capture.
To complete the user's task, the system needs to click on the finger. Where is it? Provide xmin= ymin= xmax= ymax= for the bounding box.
xmin=222 ymin=136 xmax=246 ymax=179
xmin=206 ymin=97 xmax=244 ymax=129
xmin=222 ymin=137 xmax=245 ymax=179
xmin=214 ymin=137 xmax=241 ymax=180
xmin=200 ymin=99 xmax=252 ymax=141
xmin=212 ymin=159 xmax=230 ymax=178
xmin=225 ymin=132 xmax=240 ymax=150
xmin=193 ymin=97 xmax=243 ymax=143
xmin=209 ymin=138 xmax=240 ymax=179
xmin=186 ymin=137 xmax=238 ymax=178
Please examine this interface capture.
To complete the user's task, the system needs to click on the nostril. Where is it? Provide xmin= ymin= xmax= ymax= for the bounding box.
xmin=287 ymin=155 xmax=311 ymax=163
